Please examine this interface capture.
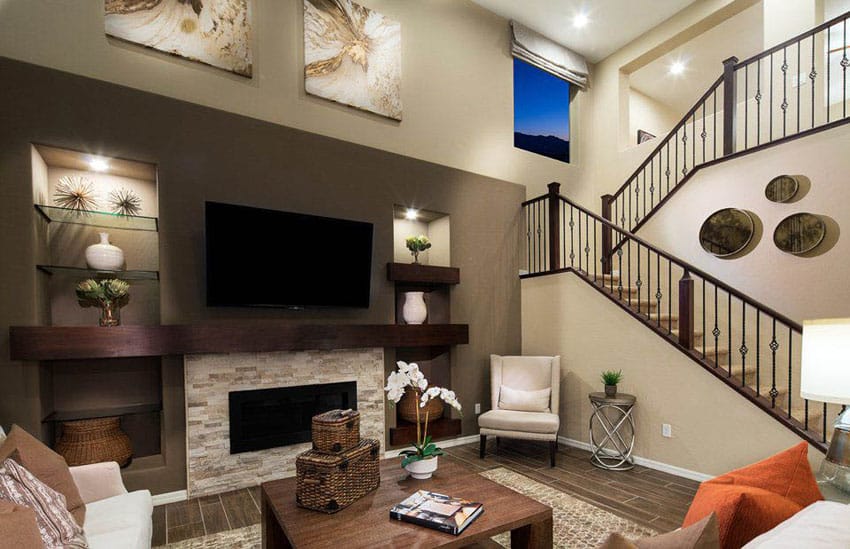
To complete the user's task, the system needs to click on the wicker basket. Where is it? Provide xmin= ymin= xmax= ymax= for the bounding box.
xmin=296 ymin=439 xmax=380 ymax=513
xmin=55 ymin=417 xmax=132 ymax=467
xmin=312 ymin=409 xmax=360 ymax=454
xmin=398 ymin=388 xmax=443 ymax=424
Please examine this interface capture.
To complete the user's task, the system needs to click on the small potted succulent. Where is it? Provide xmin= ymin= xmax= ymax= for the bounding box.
xmin=405 ymin=235 xmax=431 ymax=264
xmin=76 ymin=278 xmax=130 ymax=327
xmin=384 ymin=361 xmax=462 ymax=479
xmin=601 ymin=370 xmax=623 ymax=398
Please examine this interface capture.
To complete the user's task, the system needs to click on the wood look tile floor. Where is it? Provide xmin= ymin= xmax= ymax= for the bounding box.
xmin=154 ymin=440 xmax=697 ymax=545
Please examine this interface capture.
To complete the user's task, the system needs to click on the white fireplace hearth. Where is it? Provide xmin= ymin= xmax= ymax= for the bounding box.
xmin=184 ymin=348 xmax=385 ymax=497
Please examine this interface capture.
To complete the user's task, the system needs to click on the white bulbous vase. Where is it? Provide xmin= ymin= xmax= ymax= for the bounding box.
xmin=85 ymin=232 xmax=124 ymax=271
xmin=402 ymin=292 xmax=427 ymax=325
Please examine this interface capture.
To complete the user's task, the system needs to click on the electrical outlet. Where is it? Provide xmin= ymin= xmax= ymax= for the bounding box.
xmin=475 ymin=403 xmax=481 ymax=414
xmin=662 ymin=423 xmax=672 ymax=438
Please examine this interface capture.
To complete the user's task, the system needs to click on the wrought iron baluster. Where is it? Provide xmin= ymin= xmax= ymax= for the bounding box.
xmin=782 ymin=47 xmax=788 ymax=137
xmin=681 ymin=126 xmax=688 ymax=177
xmin=666 ymin=142 xmax=671 ymax=194
xmin=569 ymin=206 xmax=575 ymax=268
xmin=787 ymin=327 xmax=793 ymax=418
xmin=617 ymin=244 xmax=624 ymax=300
xmin=713 ymin=285 xmax=720 ymax=367
xmin=577 ymin=206 xmax=582 ymax=272
xmin=756 ymin=58 xmax=762 ymax=146
xmin=744 ymin=64 xmax=749 ymax=150
xmin=667 ymin=260 xmax=672 ymax=334
xmin=810 ymin=35 xmax=816 ymax=129
xmin=646 ymin=246 xmax=651 ymax=319
xmin=636 ymin=242 xmax=642 ymax=313
xmin=770 ymin=52 xmax=774 ymax=141
xmin=592 ymin=215 xmax=597 ymax=281
xmin=740 ymin=302 xmax=748 ymax=387
xmin=702 ymin=279 xmax=707 ymax=358
xmin=701 ymin=99 xmax=707 ymax=164
xmin=770 ymin=319 xmax=779 ymax=407
xmin=691 ymin=112 xmax=696 ymax=171
xmin=642 ymin=170 xmax=647 ymax=220
xmin=828 ymin=26 xmax=832 ymax=123
xmin=756 ymin=312 xmax=761 ymax=396
xmin=727 ymin=292 xmax=732 ymax=376
xmin=562 ymin=201 xmax=566 ymax=269
xmin=797 ymin=42 xmax=801 ymax=133
xmin=627 ymin=239 xmax=632 ymax=307
xmin=655 ymin=253 xmax=662 ymax=326
xmin=650 ymin=158 xmax=654 ymax=210
xmin=844 ymin=20 xmax=848 ymax=119
xmin=584 ymin=213 xmax=590 ymax=275
xmin=713 ymin=86 xmax=718 ymax=158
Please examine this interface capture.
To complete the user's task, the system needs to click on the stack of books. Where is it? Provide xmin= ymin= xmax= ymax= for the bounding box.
xmin=390 ymin=490 xmax=484 ymax=535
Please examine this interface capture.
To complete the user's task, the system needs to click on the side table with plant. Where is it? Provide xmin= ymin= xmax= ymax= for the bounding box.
xmin=385 ymin=361 xmax=462 ymax=479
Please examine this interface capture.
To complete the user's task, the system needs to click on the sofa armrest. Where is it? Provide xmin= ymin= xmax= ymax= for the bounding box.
xmin=69 ymin=462 xmax=128 ymax=504
xmin=0 ymin=500 xmax=42 ymax=547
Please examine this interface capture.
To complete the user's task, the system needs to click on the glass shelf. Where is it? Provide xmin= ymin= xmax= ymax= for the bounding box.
xmin=37 ymin=265 xmax=160 ymax=281
xmin=35 ymin=204 xmax=158 ymax=232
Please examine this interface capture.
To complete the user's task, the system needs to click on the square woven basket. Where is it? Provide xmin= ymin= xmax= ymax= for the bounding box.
xmin=311 ymin=409 xmax=360 ymax=454
xmin=296 ymin=438 xmax=380 ymax=513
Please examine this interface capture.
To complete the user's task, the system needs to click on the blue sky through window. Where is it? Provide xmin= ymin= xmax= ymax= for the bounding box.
xmin=513 ymin=58 xmax=570 ymax=163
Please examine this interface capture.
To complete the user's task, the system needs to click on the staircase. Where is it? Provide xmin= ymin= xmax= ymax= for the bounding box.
xmin=603 ymin=10 xmax=850 ymax=234
xmin=522 ymin=184 xmax=836 ymax=452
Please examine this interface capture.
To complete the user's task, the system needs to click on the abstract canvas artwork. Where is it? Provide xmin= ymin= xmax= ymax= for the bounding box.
xmin=104 ymin=0 xmax=253 ymax=77
xmin=304 ymin=0 xmax=402 ymax=120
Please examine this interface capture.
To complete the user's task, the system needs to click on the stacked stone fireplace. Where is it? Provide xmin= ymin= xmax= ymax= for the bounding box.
xmin=185 ymin=348 xmax=385 ymax=497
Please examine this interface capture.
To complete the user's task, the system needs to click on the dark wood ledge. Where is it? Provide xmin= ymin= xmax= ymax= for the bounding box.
xmin=9 ymin=323 xmax=469 ymax=361
xmin=387 ymin=263 xmax=460 ymax=285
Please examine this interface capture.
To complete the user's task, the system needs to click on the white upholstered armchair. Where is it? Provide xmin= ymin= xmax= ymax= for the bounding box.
xmin=478 ymin=355 xmax=561 ymax=466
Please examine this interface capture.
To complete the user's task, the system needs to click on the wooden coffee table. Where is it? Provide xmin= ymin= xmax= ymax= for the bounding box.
xmin=261 ymin=459 xmax=553 ymax=548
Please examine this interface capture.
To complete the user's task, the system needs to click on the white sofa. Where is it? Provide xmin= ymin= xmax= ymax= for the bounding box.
xmin=69 ymin=461 xmax=153 ymax=549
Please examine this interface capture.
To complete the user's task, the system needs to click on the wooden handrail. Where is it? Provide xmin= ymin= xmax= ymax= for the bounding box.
xmin=533 ymin=190 xmax=803 ymax=333
xmin=735 ymin=10 xmax=850 ymax=69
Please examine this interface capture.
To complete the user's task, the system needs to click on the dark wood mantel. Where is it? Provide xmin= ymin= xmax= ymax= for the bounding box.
xmin=9 ymin=323 xmax=469 ymax=361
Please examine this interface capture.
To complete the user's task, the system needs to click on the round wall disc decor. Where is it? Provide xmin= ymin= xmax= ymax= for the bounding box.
xmin=699 ymin=208 xmax=755 ymax=257
xmin=773 ymin=212 xmax=825 ymax=255
xmin=765 ymin=175 xmax=800 ymax=203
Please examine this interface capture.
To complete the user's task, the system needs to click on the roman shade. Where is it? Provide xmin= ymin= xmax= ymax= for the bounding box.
xmin=511 ymin=21 xmax=589 ymax=89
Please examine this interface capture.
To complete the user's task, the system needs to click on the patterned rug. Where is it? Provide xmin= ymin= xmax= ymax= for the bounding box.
xmin=156 ymin=467 xmax=658 ymax=548
xmin=481 ymin=467 xmax=658 ymax=548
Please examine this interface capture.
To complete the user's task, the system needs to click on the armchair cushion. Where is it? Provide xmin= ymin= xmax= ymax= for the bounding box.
xmin=83 ymin=489 xmax=153 ymax=549
xmin=0 ymin=425 xmax=86 ymax=526
xmin=478 ymin=409 xmax=559 ymax=434
xmin=70 ymin=462 xmax=128 ymax=504
xmin=499 ymin=385 xmax=551 ymax=413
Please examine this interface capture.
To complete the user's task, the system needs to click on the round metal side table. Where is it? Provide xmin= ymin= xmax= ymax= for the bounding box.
xmin=588 ymin=392 xmax=636 ymax=471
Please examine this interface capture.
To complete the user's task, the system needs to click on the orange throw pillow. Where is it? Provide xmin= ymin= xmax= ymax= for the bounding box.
xmin=683 ymin=484 xmax=800 ymax=549
xmin=683 ymin=442 xmax=823 ymax=549
xmin=704 ymin=442 xmax=822 ymax=508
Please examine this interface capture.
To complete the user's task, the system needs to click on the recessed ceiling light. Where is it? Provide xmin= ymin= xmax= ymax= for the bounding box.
xmin=573 ymin=13 xmax=589 ymax=28
xmin=88 ymin=157 xmax=109 ymax=172
xmin=405 ymin=208 xmax=418 ymax=220
xmin=669 ymin=61 xmax=686 ymax=76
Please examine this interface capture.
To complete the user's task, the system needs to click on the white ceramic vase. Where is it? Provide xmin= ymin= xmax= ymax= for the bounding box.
xmin=404 ymin=456 xmax=438 ymax=480
xmin=402 ymin=291 xmax=427 ymax=325
xmin=85 ymin=232 xmax=124 ymax=271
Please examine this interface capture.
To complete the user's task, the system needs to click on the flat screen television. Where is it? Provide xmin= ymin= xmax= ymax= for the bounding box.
xmin=205 ymin=202 xmax=373 ymax=308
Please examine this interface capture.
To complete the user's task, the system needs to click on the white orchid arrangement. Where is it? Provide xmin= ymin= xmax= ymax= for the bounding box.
xmin=385 ymin=361 xmax=462 ymax=468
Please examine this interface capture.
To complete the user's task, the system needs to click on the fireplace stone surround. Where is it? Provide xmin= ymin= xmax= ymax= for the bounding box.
xmin=185 ymin=348 xmax=385 ymax=497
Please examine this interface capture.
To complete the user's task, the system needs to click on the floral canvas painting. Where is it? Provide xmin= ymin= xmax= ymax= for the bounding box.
xmin=304 ymin=0 xmax=402 ymax=120
xmin=104 ymin=0 xmax=253 ymax=77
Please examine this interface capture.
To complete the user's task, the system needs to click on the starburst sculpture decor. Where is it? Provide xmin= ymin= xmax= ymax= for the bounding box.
xmin=108 ymin=187 xmax=142 ymax=216
xmin=54 ymin=176 xmax=99 ymax=212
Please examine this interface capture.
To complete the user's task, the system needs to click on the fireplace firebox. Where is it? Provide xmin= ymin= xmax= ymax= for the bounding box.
xmin=228 ymin=382 xmax=357 ymax=454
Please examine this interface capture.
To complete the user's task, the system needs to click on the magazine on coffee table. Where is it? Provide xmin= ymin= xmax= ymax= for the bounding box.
xmin=389 ymin=490 xmax=484 ymax=535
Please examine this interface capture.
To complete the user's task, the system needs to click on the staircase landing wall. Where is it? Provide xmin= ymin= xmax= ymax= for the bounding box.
xmin=521 ymin=272 xmax=820 ymax=477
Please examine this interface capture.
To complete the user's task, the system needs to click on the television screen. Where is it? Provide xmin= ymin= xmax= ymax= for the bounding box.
xmin=205 ymin=202 xmax=373 ymax=308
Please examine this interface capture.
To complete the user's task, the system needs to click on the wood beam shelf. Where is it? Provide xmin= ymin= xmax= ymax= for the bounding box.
xmin=9 ymin=323 xmax=469 ymax=361
xmin=387 ymin=263 xmax=460 ymax=286
xmin=389 ymin=417 xmax=462 ymax=447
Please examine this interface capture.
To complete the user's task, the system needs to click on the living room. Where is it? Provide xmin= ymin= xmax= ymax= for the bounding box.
xmin=1 ymin=0 xmax=849 ymax=547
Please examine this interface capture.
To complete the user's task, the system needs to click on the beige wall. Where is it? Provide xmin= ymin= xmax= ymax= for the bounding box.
xmin=639 ymin=123 xmax=850 ymax=322
xmin=521 ymin=272 xmax=823 ymax=476
xmin=629 ymin=88 xmax=679 ymax=146
xmin=0 ymin=0 xmax=585 ymax=200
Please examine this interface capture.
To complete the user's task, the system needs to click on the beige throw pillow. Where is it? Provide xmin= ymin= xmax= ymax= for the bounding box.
xmin=0 ymin=458 xmax=88 ymax=548
xmin=599 ymin=513 xmax=720 ymax=549
xmin=498 ymin=385 xmax=551 ymax=412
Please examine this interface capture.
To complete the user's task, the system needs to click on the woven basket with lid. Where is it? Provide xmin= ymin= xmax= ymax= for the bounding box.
xmin=311 ymin=409 xmax=360 ymax=454
xmin=296 ymin=438 xmax=380 ymax=513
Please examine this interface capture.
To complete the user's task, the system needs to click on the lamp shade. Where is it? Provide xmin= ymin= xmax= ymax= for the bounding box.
xmin=801 ymin=318 xmax=850 ymax=404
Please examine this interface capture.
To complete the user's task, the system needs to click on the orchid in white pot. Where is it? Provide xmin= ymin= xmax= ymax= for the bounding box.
xmin=385 ymin=361 xmax=462 ymax=479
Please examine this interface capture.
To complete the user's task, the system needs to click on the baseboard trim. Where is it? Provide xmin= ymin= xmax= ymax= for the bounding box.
xmin=557 ymin=436 xmax=713 ymax=483
xmin=152 ymin=489 xmax=188 ymax=506
xmin=383 ymin=434 xmax=480 ymax=459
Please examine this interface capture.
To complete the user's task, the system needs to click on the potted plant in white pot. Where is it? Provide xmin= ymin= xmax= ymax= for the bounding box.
xmin=385 ymin=361 xmax=462 ymax=479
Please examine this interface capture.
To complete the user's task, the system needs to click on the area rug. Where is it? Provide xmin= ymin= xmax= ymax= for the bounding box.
xmin=157 ymin=468 xmax=658 ymax=548
xmin=481 ymin=467 xmax=659 ymax=548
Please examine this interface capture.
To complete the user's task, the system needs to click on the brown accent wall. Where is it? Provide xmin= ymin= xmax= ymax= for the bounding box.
xmin=0 ymin=57 xmax=524 ymax=493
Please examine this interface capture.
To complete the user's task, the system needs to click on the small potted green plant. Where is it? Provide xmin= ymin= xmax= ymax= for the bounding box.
xmin=405 ymin=235 xmax=431 ymax=264
xmin=76 ymin=278 xmax=130 ymax=327
xmin=601 ymin=370 xmax=623 ymax=398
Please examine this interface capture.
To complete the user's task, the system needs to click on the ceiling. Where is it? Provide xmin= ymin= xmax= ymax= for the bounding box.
xmin=471 ymin=0 xmax=699 ymax=63
xmin=629 ymin=3 xmax=764 ymax=114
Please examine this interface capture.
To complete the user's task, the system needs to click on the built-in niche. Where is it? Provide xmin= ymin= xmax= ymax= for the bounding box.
xmin=392 ymin=205 xmax=450 ymax=267
xmin=30 ymin=144 xmax=164 ymax=477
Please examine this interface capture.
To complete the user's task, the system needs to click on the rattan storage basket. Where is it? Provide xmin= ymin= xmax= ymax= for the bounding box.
xmin=398 ymin=388 xmax=443 ymax=424
xmin=311 ymin=409 xmax=360 ymax=454
xmin=296 ymin=438 xmax=380 ymax=513
xmin=55 ymin=417 xmax=132 ymax=467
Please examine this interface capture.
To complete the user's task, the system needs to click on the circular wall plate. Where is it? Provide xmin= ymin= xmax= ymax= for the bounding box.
xmin=773 ymin=212 xmax=825 ymax=255
xmin=765 ymin=175 xmax=800 ymax=203
xmin=699 ymin=208 xmax=755 ymax=257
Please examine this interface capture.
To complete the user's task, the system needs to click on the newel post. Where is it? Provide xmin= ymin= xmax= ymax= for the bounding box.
xmin=722 ymin=56 xmax=739 ymax=156
xmin=600 ymin=194 xmax=613 ymax=275
xmin=678 ymin=270 xmax=695 ymax=349
xmin=547 ymin=182 xmax=561 ymax=271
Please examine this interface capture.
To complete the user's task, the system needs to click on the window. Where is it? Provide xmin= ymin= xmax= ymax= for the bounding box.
xmin=513 ymin=58 xmax=571 ymax=163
